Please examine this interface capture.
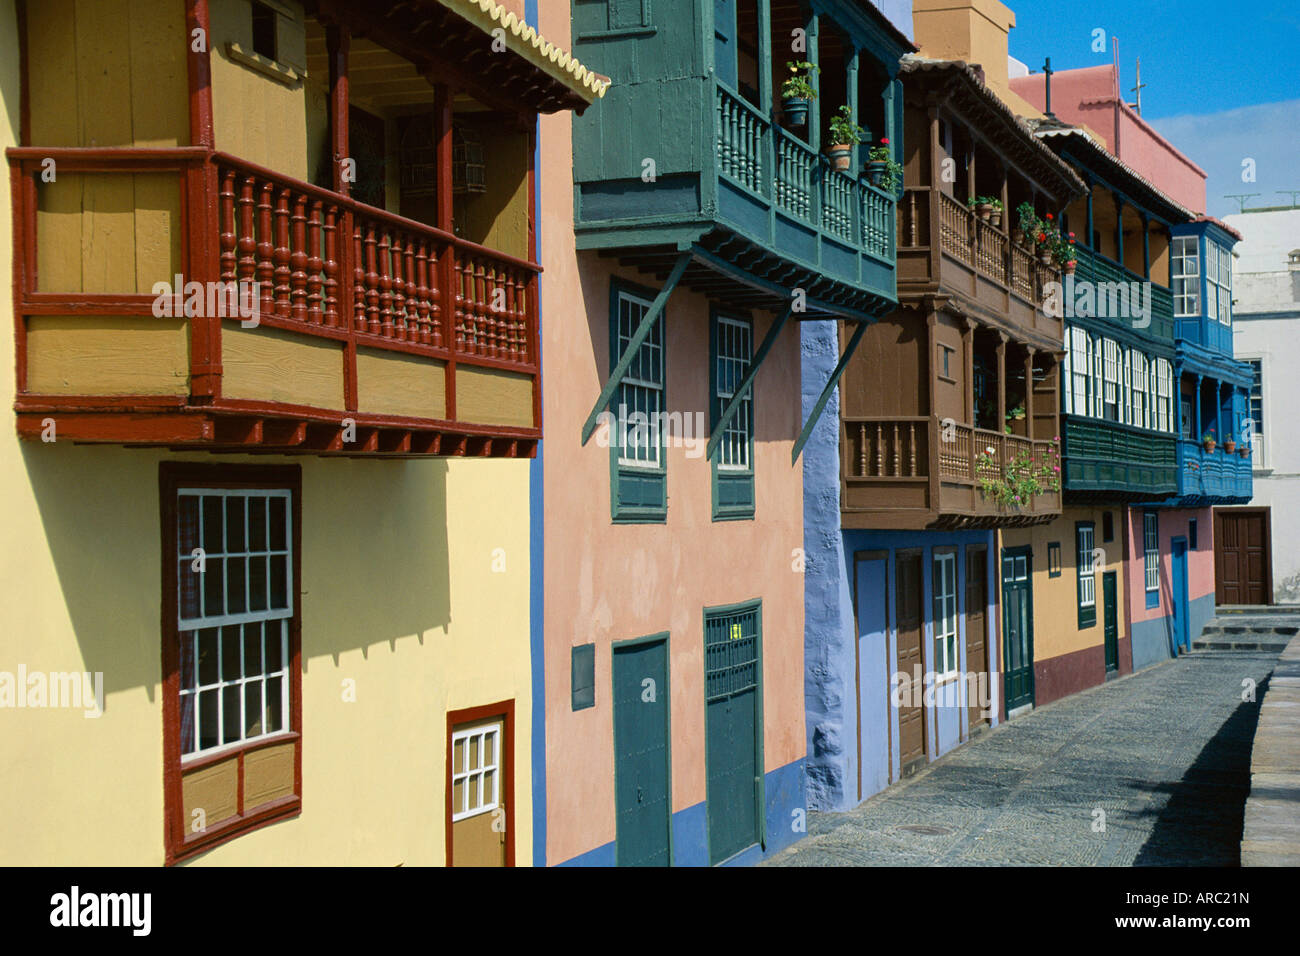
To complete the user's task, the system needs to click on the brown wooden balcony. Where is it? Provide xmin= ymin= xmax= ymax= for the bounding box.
xmin=896 ymin=188 xmax=1064 ymax=351
xmin=840 ymin=415 xmax=1062 ymax=529
xmin=9 ymin=147 xmax=539 ymax=457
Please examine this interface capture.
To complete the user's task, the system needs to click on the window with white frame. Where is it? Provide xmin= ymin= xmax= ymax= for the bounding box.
xmin=1213 ymin=241 xmax=1232 ymax=325
xmin=1171 ymin=236 xmax=1200 ymax=317
xmin=614 ymin=290 xmax=663 ymax=468
xmin=1102 ymin=338 xmax=1121 ymax=422
xmin=1144 ymin=511 xmax=1159 ymax=594
xmin=1067 ymin=326 xmax=1090 ymax=415
xmin=1092 ymin=332 xmax=1104 ymax=418
xmin=451 ymin=723 xmax=501 ymax=821
xmin=1077 ymin=523 xmax=1096 ymax=616
xmin=714 ymin=315 xmax=752 ymax=472
xmin=1246 ymin=358 xmax=1264 ymax=460
xmin=1155 ymin=359 xmax=1174 ymax=433
xmin=177 ymin=489 xmax=292 ymax=757
xmin=932 ymin=552 xmax=958 ymax=678
xmin=1129 ymin=351 xmax=1148 ymax=428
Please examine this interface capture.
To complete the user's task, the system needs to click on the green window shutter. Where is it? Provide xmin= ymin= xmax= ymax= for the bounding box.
xmin=609 ymin=280 xmax=667 ymax=523
xmin=710 ymin=309 xmax=755 ymax=521
xmin=1076 ymin=522 xmax=1097 ymax=629
xmin=571 ymin=643 xmax=596 ymax=711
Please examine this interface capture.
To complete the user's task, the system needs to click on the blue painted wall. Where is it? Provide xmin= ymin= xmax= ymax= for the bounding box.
xmin=1132 ymin=591 xmax=1216 ymax=670
xmin=555 ymin=758 xmax=806 ymax=866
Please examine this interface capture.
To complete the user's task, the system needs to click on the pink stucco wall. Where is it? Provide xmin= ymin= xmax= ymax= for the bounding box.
xmin=1126 ymin=506 xmax=1215 ymax=627
xmin=1009 ymin=65 xmax=1207 ymax=214
xmin=537 ymin=0 xmax=806 ymax=864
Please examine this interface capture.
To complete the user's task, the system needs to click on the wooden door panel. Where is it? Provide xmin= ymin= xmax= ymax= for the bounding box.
xmin=965 ymin=548 xmax=988 ymax=729
xmin=896 ymin=553 xmax=926 ymax=772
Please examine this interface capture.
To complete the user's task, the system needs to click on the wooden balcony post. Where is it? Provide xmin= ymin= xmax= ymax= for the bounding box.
xmin=1085 ymin=175 xmax=1094 ymax=248
xmin=1194 ymin=374 xmax=1203 ymax=444
xmin=928 ymin=105 xmax=941 ymax=282
xmin=1141 ymin=212 xmax=1151 ymax=278
xmin=757 ymin=0 xmax=772 ymax=113
xmin=807 ymin=13 xmax=820 ymax=153
xmin=1115 ymin=194 xmax=1125 ymax=266
xmin=963 ymin=317 xmax=976 ymax=426
xmin=996 ymin=332 xmax=1007 ymax=435
xmin=327 ymin=22 xmax=350 ymax=196
xmin=1024 ymin=347 xmax=1036 ymax=440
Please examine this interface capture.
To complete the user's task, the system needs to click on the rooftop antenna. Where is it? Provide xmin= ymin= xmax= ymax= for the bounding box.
xmin=1042 ymin=57 xmax=1055 ymax=118
xmin=1225 ymin=193 xmax=1261 ymax=214
xmin=1276 ymin=190 xmax=1300 ymax=208
xmin=1130 ymin=58 xmax=1146 ymax=114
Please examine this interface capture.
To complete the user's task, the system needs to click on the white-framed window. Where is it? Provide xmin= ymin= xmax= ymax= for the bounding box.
xmin=177 ymin=488 xmax=292 ymax=758
xmin=1155 ymin=358 xmax=1174 ymax=433
xmin=932 ymin=552 xmax=959 ymax=678
xmin=1067 ymin=326 xmax=1090 ymax=415
xmin=1211 ymin=241 xmax=1232 ymax=325
xmin=1077 ymin=524 xmax=1096 ymax=608
xmin=714 ymin=314 xmax=752 ymax=472
xmin=1129 ymin=351 xmax=1148 ymax=428
xmin=1171 ymin=235 xmax=1200 ymax=317
xmin=1246 ymin=357 xmax=1264 ymax=463
xmin=1144 ymin=511 xmax=1159 ymax=593
xmin=451 ymin=723 xmax=501 ymax=822
xmin=1092 ymin=332 xmax=1104 ymax=418
xmin=1102 ymin=338 xmax=1121 ymax=421
xmin=614 ymin=289 xmax=664 ymax=469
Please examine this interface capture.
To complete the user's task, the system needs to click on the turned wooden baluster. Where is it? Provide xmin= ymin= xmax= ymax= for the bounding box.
xmin=237 ymin=176 xmax=257 ymax=283
xmin=272 ymin=188 xmax=292 ymax=318
xmin=290 ymin=194 xmax=308 ymax=322
xmin=306 ymin=200 xmax=323 ymax=324
xmin=403 ymin=237 xmax=417 ymax=342
xmin=875 ymin=423 xmax=884 ymax=476
xmin=321 ymin=206 xmax=338 ymax=327
xmin=478 ymin=260 xmax=491 ymax=356
xmin=909 ymin=423 xmax=917 ymax=476
xmin=352 ymin=223 xmax=365 ymax=330
xmin=893 ymin=423 xmax=901 ymax=475
xmin=415 ymin=242 xmax=432 ymax=345
xmin=220 ymin=170 xmax=237 ymax=281
xmin=364 ymin=225 xmax=379 ymax=334
xmin=858 ymin=423 xmax=867 ymax=477
xmin=255 ymin=181 xmax=275 ymax=317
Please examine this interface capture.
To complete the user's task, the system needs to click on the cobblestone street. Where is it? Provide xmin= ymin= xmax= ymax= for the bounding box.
xmin=769 ymin=651 xmax=1279 ymax=866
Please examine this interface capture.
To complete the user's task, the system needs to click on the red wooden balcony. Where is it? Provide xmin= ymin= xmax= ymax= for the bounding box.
xmin=9 ymin=147 xmax=539 ymax=457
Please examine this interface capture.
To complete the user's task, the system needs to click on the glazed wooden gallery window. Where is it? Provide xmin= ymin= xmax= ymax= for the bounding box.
xmin=1076 ymin=522 xmax=1097 ymax=628
xmin=1170 ymin=236 xmax=1200 ymax=318
xmin=932 ymin=552 xmax=959 ymax=678
xmin=1208 ymin=240 xmax=1232 ymax=325
xmin=161 ymin=464 xmax=302 ymax=864
xmin=451 ymin=724 xmax=501 ymax=821
xmin=1155 ymin=359 xmax=1174 ymax=433
xmin=610 ymin=282 xmax=667 ymax=522
xmin=1128 ymin=352 xmax=1149 ymax=428
xmin=1102 ymin=338 xmax=1121 ymax=422
xmin=712 ymin=311 xmax=755 ymax=520
xmin=1064 ymin=327 xmax=1090 ymax=415
xmin=1144 ymin=511 xmax=1160 ymax=606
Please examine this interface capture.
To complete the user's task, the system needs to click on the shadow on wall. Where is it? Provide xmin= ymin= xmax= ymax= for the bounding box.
xmin=22 ymin=442 xmax=453 ymax=701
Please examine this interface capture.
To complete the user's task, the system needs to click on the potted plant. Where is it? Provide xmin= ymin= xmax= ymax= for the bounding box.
xmin=866 ymin=139 xmax=903 ymax=192
xmin=1239 ymin=442 xmax=1252 ymax=457
xmin=989 ymin=198 xmax=1004 ymax=229
xmin=969 ymin=195 xmax=994 ymax=222
xmin=1055 ymin=231 xmax=1079 ymax=274
xmin=1224 ymin=433 xmax=1236 ymax=454
xmin=781 ymin=61 xmax=818 ymax=128
xmin=1202 ymin=430 xmax=1216 ymax=453
xmin=1013 ymin=201 xmax=1037 ymax=246
xmin=826 ymin=105 xmax=866 ymax=172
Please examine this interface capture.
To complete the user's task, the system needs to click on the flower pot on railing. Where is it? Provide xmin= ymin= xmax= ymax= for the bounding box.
xmin=1063 ymin=259 xmax=1077 ymax=275
xmin=1012 ymin=228 xmax=1025 ymax=245
xmin=1038 ymin=249 xmax=1053 ymax=266
xmin=976 ymin=202 xmax=993 ymax=222
xmin=826 ymin=144 xmax=852 ymax=172
xmin=990 ymin=209 xmax=1003 ymax=229
xmin=1224 ymin=439 xmax=1237 ymax=454
xmin=866 ymin=160 xmax=888 ymax=188
xmin=1203 ymin=438 xmax=1216 ymax=453
xmin=1239 ymin=445 xmax=1251 ymax=458
xmin=782 ymin=96 xmax=810 ymax=128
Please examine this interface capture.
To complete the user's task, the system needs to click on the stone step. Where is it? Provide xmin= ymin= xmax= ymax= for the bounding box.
xmin=1218 ymin=605 xmax=1300 ymax=615
xmin=1192 ymin=635 xmax=1293 ymax=653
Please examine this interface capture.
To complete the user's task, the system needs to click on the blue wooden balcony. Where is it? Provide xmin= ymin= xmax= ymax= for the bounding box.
xmin=1163 ymin=438 xmax=1254 ymax=506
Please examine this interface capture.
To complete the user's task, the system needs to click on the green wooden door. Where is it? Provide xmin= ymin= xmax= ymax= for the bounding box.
xmin=704 ymin=603 xmax=763 ymax=864
xmin=1102 ymin=571 xmax=1119 ymax=673
xmin=613 ymin=637 xmax=671 ymax=866
xmin=1001 ymin=548 xmax=1035 ymax=712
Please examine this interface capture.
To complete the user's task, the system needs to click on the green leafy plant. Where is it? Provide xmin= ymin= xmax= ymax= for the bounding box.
xmin=968 ymin=195 xmax=1000 ymax=208
xmin=1015 ymin=201 xmax=1038 ymax=237
xmin=827 ymin=105 xmax=867 ymax=146
xmin=781 ymin=61 xmax=819 ymax=101
xmin=866 ymin=139 xmax=904 ymax=192
xmin=976 ymin=438 xmax=1062 ymax=508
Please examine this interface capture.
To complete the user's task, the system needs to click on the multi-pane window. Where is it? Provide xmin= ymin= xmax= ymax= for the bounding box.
xmin=1144 ymin=512 xmax=1160 ymax=595
xmin=1129 ymin=351 xmax=1148 ymax=428
xmin=614 ymin=290 xmax=663 ymax=469
xmin=177 ymin=489 xmax=292 ymax=757
xmin=1171 ymin=236 xmax=1200 ymax=317
xmin=1246 ymin=358 xmax=1264 ymax=460
xmin=451 ymin=723 xmax=501 ymax=822
xmin=932 ymin=553 xmax=958 ymax=678
xmin=1155 ymin=359 xmax=1174 ymax=433
xmin=714 ymin=315 xmax=752 ymax=472
xmin=1066 ymin=326 xmax=1090 ymax=415
xmin=1102 ymin=338 xmax=1121 ymax=422
xmin=1076 ymin=523 xmax=1096 ymax=628
xmin=1208 ymin=241 xmax=1232 ymax=325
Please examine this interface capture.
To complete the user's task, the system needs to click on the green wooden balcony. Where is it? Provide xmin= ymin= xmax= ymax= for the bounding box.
xmin=1062 ymin=415 xmax=1177 ymax=500
xmin=1069 ymin=245 xmax=1174 ymax=344
xmin=572 ymin=76 xmax=896 ymax=318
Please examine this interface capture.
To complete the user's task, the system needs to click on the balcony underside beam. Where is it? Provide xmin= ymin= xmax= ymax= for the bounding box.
xmin=579 ymin=251 xmax=692 ymax=446
xmin=705 ymin=303 xmax=794 ymax=461
xmin=793 ymin=319 xmax=870 ymax=465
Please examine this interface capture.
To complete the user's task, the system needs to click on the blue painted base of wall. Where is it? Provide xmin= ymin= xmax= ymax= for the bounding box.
xmin=1131 ymin=592 xmax=1216 ymax=670
xmin=555 ymin=758 xmax=806 ymax=866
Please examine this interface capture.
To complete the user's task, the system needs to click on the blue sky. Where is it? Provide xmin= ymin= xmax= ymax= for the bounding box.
xmin=1002 ymin=1 xmax=1300 ymax=219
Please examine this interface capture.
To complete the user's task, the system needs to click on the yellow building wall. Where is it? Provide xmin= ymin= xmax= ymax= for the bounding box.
xmin=0 ymin=5 xmax=533 ymax=864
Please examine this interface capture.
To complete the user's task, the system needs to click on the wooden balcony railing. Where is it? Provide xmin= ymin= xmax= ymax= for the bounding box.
xmin=8 ymin=146 xmax=540 ymax=455
xmin=842 ymin=415 xmax=1061 ymax=524
xmin=1177 ymin=438 xmax=1254 ymax=501
xmin=1071 ymin=244 xmax=1174 ymax=341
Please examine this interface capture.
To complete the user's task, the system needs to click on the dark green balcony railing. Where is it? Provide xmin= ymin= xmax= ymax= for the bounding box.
xmin=1071 ymin=245 xmax=1173 ymax=342
xmin=1063 ymin=415 xmax=1177 ymax=496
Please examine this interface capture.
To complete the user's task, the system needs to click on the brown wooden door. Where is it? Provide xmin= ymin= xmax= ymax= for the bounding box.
xmin=965 ymin=547 xmax=989 ymax=731
xmin=1215 ymin=510 xmax=1272 ymax=606
xmin=895 ymin=552 xmax=927 ymax=775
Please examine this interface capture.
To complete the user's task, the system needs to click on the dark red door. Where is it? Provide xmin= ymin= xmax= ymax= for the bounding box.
xmin=1215 ymin=510 xmax=1272 ymax=606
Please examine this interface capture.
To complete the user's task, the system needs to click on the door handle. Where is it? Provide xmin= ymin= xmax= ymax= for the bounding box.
xmin=637 ymin=785 xmax=644 ymax=804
